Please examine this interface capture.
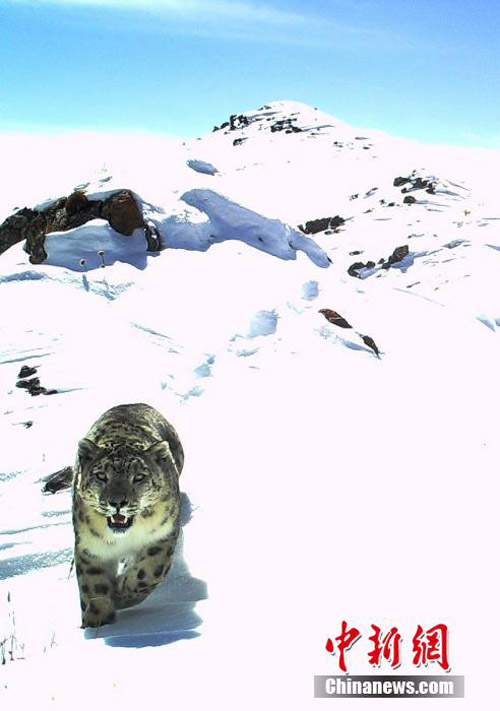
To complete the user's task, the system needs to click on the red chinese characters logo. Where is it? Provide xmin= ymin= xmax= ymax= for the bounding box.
xmin=412 ymin=624 xmax=450 ymax=671
xmin=326 ymin=621 xmax=361 ymax=673
xmin=326 ymin=622 xmax=450 ymax=673
xmin=368 ymin=625 xmax=402 ymax=669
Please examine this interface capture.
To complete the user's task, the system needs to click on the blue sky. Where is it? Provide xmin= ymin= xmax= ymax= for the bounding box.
xmin=1 ymin=0 xmax=499 ymax=146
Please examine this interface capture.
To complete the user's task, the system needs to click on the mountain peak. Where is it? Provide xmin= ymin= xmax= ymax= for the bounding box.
xmin=211 ymin=99 xmax=347 ymax=139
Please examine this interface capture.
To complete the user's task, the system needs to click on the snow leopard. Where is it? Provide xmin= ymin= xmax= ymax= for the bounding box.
xmin=72 ymin=403 xmax=184 ymax=628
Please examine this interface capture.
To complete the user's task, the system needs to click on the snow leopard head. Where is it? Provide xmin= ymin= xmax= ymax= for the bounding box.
xmin=76 ymin=439 xmax=178 ymax=534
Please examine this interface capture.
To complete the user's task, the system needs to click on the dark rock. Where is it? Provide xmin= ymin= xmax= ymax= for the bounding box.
xmin=42 ymin=466 xmax=73 ymax=494
xmin=212 ymin=114 xmax=250 ymax=132
xmin=299 ymin=216 xmax=345 ymax=235
xmin=318 ymin=309 xmax=352 ymax=329
xmin=348 ymin=262 xmax=366 ymax=278
xmin=65 ymin=190 xmax=89 ymax=216
xmin=388 ymin=245 xmax=409 ymax=264
xmin=108 ymin=191 xmax=144 ymax=236
xmin=0 ymin=188 xmax=149 ymax=262
xmin=16 ymin=377 xmax=41 ymax=390
xmin=144 ymin=223 xmax=162 ymax=252
xmin=349 ymin=246 xmax=409 ymax=277
xmin=233 ymin=137 xmax=248 ymax=146
xmin=46 ymin=196 xmax=102 ymax=234
xmin=24 ymin=211 xmax=48 ymax=264
xmin=31 ymin=386 xmax=46 ymax=396
xmin=349 ymin=250 xmax=363 ymax=256
xmin=230 ymin=114 xmax=249 ymax=130
xmin=17 ymin=377 xmax=47 ymax=396
xmin=270 ymin=118 xmax=302 ymax=133
xmin=412 ymin=177 xmax=430 ymax=190
xmin=403 ymin=195 xmax=416 ymax=205
xmin=401 ymin=178 xmax=436 ymax=195
xmin=0 ymin=207 xmax=40 ymax=255
xmin=18 ymin=365 xmax=37 ymax=379
xmin=361 ymin=335 xmax=380 ymax=356
xmin=383 ymin=244 xmax=410 ymax=269
xmin=397 ymin=175 xmax=437 ymax=197
xmin=16 ymin=374 xmax=57 ymax=396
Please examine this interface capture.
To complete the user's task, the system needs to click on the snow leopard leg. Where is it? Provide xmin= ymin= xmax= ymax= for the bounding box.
xmin=114 ymin=532 xmax=178 ymax=610
xmin=75 ymin=551 xmax=117 ymax=628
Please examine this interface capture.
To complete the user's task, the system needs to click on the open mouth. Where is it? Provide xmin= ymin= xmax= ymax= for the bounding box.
xmin=107 ymin=513 xmax=134 ymax=533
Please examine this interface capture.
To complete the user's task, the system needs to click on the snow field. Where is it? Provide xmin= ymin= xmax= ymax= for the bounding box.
xmin=1 ymin=100 xmax=500 ymax=708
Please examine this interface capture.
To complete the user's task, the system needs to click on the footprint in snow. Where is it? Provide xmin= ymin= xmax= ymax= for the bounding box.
xmin=247 ymin=310 xmax=278 ymax=338
xmin=227 ymin=310 xmax=279 ymax=361
xmin=302 ymin=280 xmax=319 ymax=301
xmin=186 ymin=159 xmax=219 ymax=176
xmin=180 ymin=386 xmax=205 ymax=402
xmin=193 ymin=354 xmax=216 ymax=379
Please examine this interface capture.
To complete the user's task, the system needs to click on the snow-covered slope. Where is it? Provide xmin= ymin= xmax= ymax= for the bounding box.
xmin=1 ymin=101 xmax=499 ymax=708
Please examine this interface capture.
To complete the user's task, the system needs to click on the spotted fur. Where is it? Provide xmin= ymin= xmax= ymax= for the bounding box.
xmin=72 ymin=403 xmax=183 ymax=628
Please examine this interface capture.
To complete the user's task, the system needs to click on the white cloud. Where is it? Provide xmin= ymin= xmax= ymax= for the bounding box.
xmin=6 ymin=0 xmax=379 ymax=36
xmin=5 ymin=0 xmax=399 ymax=49
xmin=7 ymin=0 xmax=327 ymax=27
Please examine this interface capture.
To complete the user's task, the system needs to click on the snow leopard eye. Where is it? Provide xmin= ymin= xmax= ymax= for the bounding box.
xmin=94 ymin=471 xmax=108 ymax=483
xmin=133 ymin=473 xmax=146 ymax=483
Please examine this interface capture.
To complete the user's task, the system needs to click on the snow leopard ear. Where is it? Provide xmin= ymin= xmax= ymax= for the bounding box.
xmin=145 ymin=440 xmax=172 ymax=464
xmin=78 ymin=438 xmax=99 ymax=464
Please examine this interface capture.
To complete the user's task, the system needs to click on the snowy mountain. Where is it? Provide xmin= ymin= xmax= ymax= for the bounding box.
xmin=1 ymin=101 xmax=499 ymax=707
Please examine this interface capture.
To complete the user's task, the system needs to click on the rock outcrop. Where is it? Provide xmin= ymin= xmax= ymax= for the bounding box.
xmin=348 ymin=244 xmax=411 ymax=278
xmin=298 ymin=216 xmax=345 ymax=235
xmin=0 ymin=189 xmax=153 ymax=263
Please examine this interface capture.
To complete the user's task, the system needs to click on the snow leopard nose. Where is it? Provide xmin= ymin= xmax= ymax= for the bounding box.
xmin=109 ymin=498 xmax=128 ymax=511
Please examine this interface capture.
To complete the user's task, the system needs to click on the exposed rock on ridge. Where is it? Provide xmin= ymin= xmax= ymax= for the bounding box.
xmin=0 ymin=189 xmax=152 ymax=263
